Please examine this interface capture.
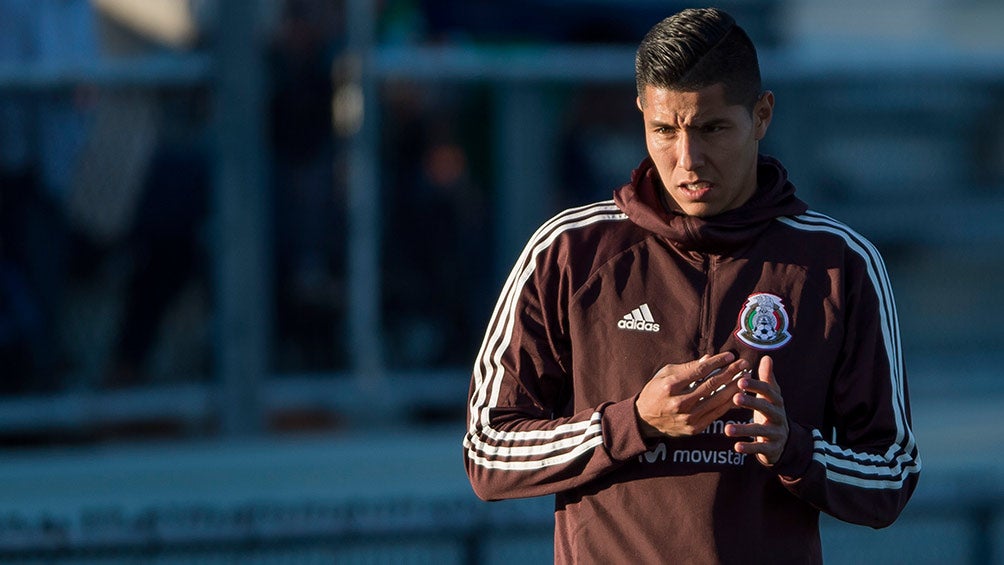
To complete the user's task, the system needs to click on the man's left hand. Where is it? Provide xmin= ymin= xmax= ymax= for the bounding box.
xmin=724 ymin=355 xmax=789 ymax=466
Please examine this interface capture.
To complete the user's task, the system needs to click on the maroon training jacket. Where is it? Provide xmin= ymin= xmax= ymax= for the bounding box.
xmin=464 ymin=155 xmax=920 ymax=564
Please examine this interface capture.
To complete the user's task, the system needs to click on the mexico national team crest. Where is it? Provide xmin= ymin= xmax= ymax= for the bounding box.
xmin=736 ymin=293 xmax=792 ymax=350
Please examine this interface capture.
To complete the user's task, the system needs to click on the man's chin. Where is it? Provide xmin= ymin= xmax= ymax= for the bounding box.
xmin=677 ymin=203 xmax=720 ymax=218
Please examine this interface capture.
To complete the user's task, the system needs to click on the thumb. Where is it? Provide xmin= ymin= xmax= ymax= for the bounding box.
xmin=758 ymin=355 xmax=774 ymax=386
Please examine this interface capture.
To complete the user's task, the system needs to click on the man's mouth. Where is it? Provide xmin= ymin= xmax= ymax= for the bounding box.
xmin=678 ymin=181 xmax=713 ymax=197
xmin=680 ymin=181 xmax=712 ymax=191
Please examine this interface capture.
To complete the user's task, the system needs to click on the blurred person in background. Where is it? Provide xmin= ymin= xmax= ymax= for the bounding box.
xmin=268 ymin=0 xmax=348 ymax=373
xmin=89 ymin=0 xmax=214 ymax=387
xmin=0 ymin=0 xmax=217 ymax=390
xmin=0 ymin=0 xmax=99 ymax=391
xmin=464 ymin=8 xmax=920 ymax=563
xmin=381 ymin=95 xmax=489 ymax=368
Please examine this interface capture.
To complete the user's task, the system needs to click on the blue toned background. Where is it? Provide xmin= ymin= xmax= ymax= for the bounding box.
xmin=0 ymin=0 xmax=1002 ymax=562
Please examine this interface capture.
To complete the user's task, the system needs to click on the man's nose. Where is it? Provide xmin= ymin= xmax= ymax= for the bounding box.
xmin=676 ymin=132 xmax=705 ymax=170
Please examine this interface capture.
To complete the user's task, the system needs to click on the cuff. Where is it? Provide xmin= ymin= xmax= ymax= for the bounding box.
xmin=771 ymin=419 xmax=814 ymax=479
xmin=599 ymin=396 xmax=650 ymax=462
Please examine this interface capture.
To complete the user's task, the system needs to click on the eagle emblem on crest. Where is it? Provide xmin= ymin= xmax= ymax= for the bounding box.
xmin=736 ymin=293 xmax=792 ymax=350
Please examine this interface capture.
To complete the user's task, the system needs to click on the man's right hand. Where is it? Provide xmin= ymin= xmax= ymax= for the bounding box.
xmin=634 ymin=351 xmax=749 ymax=439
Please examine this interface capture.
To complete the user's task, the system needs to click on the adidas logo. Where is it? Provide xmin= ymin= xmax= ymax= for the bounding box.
xmin=617 ymin=304 xmax=661 ymax=332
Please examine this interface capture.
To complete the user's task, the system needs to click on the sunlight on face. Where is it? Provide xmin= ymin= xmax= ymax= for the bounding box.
xmin=638 ymin=84 xmax=773 ymax=217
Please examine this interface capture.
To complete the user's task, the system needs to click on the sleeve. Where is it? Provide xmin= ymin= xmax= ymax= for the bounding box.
xmin=463 ymin=213 xmax=649 ymax=502
xmin=770 ymin=234 xmax=921 ymax=528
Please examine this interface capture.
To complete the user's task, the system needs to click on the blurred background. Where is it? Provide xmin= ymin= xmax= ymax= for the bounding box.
xmin=0 ymin=0 xmax=1002 ymax=562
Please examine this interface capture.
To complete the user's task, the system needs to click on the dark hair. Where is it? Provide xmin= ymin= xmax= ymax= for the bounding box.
xmin=635 ymin=8 xmax=762 ymax=110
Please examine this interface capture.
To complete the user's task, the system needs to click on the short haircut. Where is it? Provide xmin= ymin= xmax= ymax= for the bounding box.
xmin=635 ymin=8 xmax=762 ymax=110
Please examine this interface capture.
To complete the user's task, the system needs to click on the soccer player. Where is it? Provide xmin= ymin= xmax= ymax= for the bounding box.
xmin=463 ymin=8 xmax=920 ymax=563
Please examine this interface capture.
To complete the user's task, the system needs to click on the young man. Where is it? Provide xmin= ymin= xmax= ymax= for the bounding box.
xmin=464 ymin=8 xmax=920 ymax=564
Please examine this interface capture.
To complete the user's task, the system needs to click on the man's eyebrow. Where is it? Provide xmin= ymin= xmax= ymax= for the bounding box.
xmin=647 ymin=116 xmax=731 ymax=129
xmin=647 ymin=118 xmax=678 ymax=128
xmin=694 ymin=117 xmax=731 ymax=128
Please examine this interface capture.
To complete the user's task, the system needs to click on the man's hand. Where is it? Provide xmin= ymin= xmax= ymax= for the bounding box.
xmin=635 ymin=352 xmax=749 ymax=439
xmin=725 ymin=355 xmax=789 ymax=466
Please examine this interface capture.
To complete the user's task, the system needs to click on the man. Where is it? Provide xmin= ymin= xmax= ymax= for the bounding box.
xmin=463 ymin=7 xmax=920 ymax=564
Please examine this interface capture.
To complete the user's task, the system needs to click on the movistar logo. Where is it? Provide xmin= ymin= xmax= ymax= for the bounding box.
xmin=617 ymin=303 xmax=660 ymax=333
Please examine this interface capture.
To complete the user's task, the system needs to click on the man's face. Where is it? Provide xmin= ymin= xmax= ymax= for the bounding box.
xmin=637 ymin=83 xmax=773 ymax=217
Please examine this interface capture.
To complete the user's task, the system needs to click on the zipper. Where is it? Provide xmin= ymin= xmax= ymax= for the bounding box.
xmin=698 ymin=254 xmax=717 ymax=354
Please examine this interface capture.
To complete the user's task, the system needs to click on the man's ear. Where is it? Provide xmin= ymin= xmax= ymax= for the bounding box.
xmin=754 ymin=91 xmax=774 ymax=140
xmin=636 ymin=96 xmax=644 ymax=112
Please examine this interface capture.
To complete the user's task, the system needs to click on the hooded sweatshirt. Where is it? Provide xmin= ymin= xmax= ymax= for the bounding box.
xmin=464 ymin=156 xmax=920 ymax=564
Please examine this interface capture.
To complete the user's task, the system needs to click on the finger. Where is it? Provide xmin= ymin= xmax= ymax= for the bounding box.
xmin=692 ymin=356 xmax=746 ymax=390
xmin=732 ymin=439 xmax=781 ymax=462
xmin=692 ymin=351 xmax=736 ymax=379
xmin=697 ymin=363 xmax=748 ymax=401
xmin=737 ymin=378 xmax=774 ymax=397
xmin=688 ymin=371 xmax=745 ymax=415
xmin=731 ymin=437 xmax=776 ymax=451
xmin=686 ymin=397 xmax=742 ymax=433
xmin=691 ymin=386 xmax=740 ymax=423
xmin=730 ymin=426 xmax=783 ymax=448
xmin=724 ymin=422 xmax=783 ymax=440
xmin=732 ymin=392 xmax=785 ymax=422
xmin=737 ymin=356 xmax=782 ymax=404
xmin=734 ymin=380 xmax=778 ymax=404
xmin=671 ymin=352 xmax=737 ymax=394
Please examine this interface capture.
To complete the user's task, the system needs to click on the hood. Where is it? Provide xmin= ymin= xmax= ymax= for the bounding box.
xmin=613 ymin=155 xmax=808 ymax=253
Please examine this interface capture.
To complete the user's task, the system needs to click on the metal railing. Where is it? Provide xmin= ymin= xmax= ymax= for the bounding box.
xmin=0 ymin=488 xmax=999 ymax=564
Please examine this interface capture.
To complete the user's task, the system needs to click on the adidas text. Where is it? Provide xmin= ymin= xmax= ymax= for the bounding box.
xmin=617 ymin=319 xmax=661 ymax=332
